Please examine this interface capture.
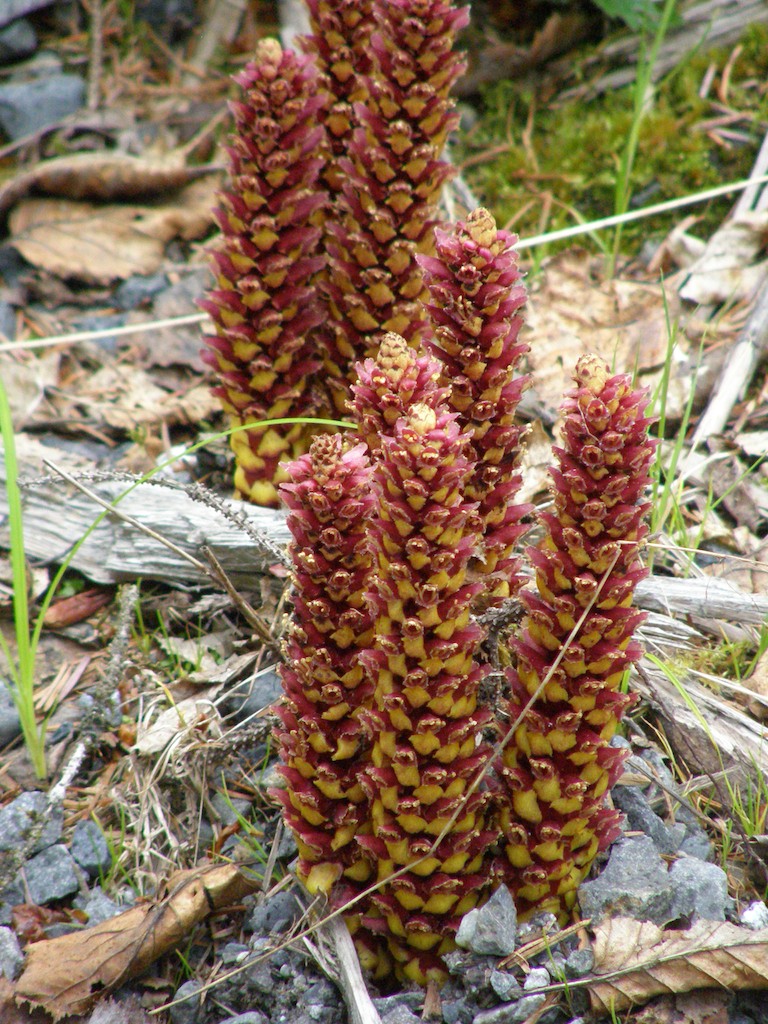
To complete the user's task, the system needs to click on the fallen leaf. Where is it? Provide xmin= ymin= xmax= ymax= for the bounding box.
xmin=0 ymin=151 xmax=218 ymax=219
xmin=9 ymin=176 xmax=219 ymax=284
xmin=14 ymin=863 xmax=260 ymax=1019
xmin=0 ymin=351 xmax=60 ymax=426
xmin=590 ymin=917 xmax=768 ymax=1012
xmin=134 ymin=696 xmax=222 ymax=755
xmin=679 ymin=212 xmax=768 ymax=305
xmin=43 ymin=589 xmax=112 ymax=629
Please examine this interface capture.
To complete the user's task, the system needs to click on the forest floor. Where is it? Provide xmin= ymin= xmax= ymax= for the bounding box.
xmin=0 ymin=1 xmax=767 ymax=1023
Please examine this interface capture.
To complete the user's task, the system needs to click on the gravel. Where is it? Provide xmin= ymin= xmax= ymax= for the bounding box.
xmin=455 ymin=885 xmax=517 ymax=957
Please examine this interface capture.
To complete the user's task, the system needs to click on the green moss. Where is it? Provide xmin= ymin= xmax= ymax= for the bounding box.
xmin=456 ymin=23 xmax=768 ymax=258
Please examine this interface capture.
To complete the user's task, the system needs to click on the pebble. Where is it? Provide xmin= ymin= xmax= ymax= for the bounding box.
xmin=114 ymin=272 xmax=168 ymax=310
xmin=740 ymin=900 xmax=768 ymax=931
xmin=381 ymin=1007 xmax=421 ymax=1024
xmin=0 ymin=791 xmax=63 ymax=855
xmin=0 ymin=73 xmax=86 ymax=140
xmin=0 ymin=0 xmax=57 ymax=27
xmin=456 ymin=885 xmax=517 ymax=957
xmin=613 ymin=784 xmax=678 ymax=854
xmin=489 ymin=969 xmax=522 ymax=1001
xmin=228 ymin=668 xmax=282 ymax=720
xmin=74 ymin=886 xmax=123 ymax=926
xmin=71 ymin=313 xmax=127 ymax=354
xmin=473 ymin=995 xmax=547 ymax=1024
xmin=0 ymin=926 xmax=23 ymax=980
xmin=578 ymin=835 xmax=676 ymax=925
xmin=24 ymin=844 xmax=81 ymax=905
xmin=564 ymin=947 xmax=594 ymax=978
xmin=0 ymin=682 xmax=21 ymax=747
xmin=70 ymin=819 xmax=111 ymax=877
xmin=246 ymin=889 xmax=304 ymax=935
xmin=373 ymin=993 xmax=423 ymax=1016
xmin=668 ymin=857 xmax=728 ymax=922
xmin=170 ymin=979 xmax=202 ymax=1024
xmin=218 ymin=1014 xmax=269 ymax=1024
xmin=523 ymin=967 xmax=550 ymax=992
xmin=0 ymin=19 xmax=36 ymax=63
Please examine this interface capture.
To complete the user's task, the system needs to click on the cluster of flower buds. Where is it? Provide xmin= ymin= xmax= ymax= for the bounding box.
xmin=273 ymin=434 xmax=376 ymax=903
xmin=323 ymin=0 xmax=470 ymax=407
xmin=419 ymin=208 xmax=532 ymax=604
xmin=200 ymin=39 xmax=329 ymax=507
xmin=495 ymin=355 xmax=655 ymax=920
xmin=356 ymin=394 xmax=495 ymax=985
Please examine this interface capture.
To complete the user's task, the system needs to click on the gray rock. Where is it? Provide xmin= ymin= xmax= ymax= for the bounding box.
xmin=0 ymin=19 xmax=36 ymax=62
xmin=210 ymin=792 xmax=252 ymax=828
xmin=218 ymin=1015 xmax=269 ymax=1024
xmin=382 ymin=1008 xmax=421 ymax=1024
xmin=669 ymin=857 xmax=728 ymax=922
xmin=71 ymin=819 xmax=111 ymax=877
xmin=24 ymin=844 xmax=81 ymax=904
xmin=229 ymin=669 xmax=282 ymax=719
xmin=170 ymin=979 xmax=202 ymax=1024
xmin=564 ymin=947 xmax=594 ymax=978
xmin=578 ymin=835 xmax=677 ymax=925
xmin=0 ymin=791 xmax=62 ymax=854
xmin=75 ymin=887 xmax=122 ymax=926
xmin=221 ymin=941 xmax=250 ymax=965
xmin=0 ymin=73 xmax=86 ymax=140
xmin=246 ymin=889 xmax=303 ymax=934
xmin=473 ymin=995 xmax=547 ymax=1024
xmin=114 ymin=273 xmax=168 ymax=310
xmin=0 ymin=681 xmax=21 ymax=746
xmin=676 ymin=823 xmax=714 ymax=862
xmin=612 ymin=785 xmax=678 ymax=854
xmin=456 ymin=885 xmax=517 ymax=957
xmin=441 ymin=1000 xmax=473 ymax=1024
xmin=373 ymin=993 xmax=423 ymax=1015
xmin=71 ymin=313 xmax=126 ymax=354
xmin=740 ymin=900 xmax=768 ymax=931
xmin=0 ymin=878 xmax=24 ymax=925
xmin=0 ymin=1 xmax=55 ymax=30
xmin=490 ymin=969 xmax=523 ymax=1001
xmin=0 ymin=926 xmax=23 ymax=979
xmin=523 ymin=967 xmax=550 ymax=991
xmin=0 ymin=245 xmax=29 ymax=287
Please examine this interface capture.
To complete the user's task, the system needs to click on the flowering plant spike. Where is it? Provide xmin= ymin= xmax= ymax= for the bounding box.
xmin=200 ymin=39 xmax=329 ymax=507
xmin=495 ymin=354 xmax=656 ymax=920
xmin=419 ymin=207 xmax=533 ymax=603
xmin=356 ymin=396 xmax=496 ymax=985
xmin=272 ymin=433 xmax=376 ymax=903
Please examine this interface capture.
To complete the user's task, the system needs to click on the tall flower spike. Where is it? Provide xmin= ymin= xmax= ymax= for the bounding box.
xmin=324 ymin=0 xmax=470 ymax=409
xmin=273 ymin=434 xmax=376 ymax=905
xmin=350 ymin=330 xmax=446 ymax=456
xmin=358 ymin=398 xmax=496 ymax=985
xmin=495 ymin=354 xmax=656 ymax=921
xmin=200 ymin=39 xmax=329 ymax=507
xmin=420 ymin=207 xmax=533 ymax=604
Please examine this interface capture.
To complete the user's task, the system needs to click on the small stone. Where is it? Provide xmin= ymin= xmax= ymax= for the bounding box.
xmin=0 ymin=791 xmax=62 ymax=854
xmin=170 ymin=979 xmax=202 ymax=1024
xmin=612 ymin=785 xmax=678 ymax=854
xmin=218 ymin=1015 xmax=269 ymax=1024
xmin=382 ymin=1008 xmax=421 ymax=1024
xmin=71 ymin=313 xmax=126 ymax=354
xmin=740 ymin=901 xmax=768 ymax=931
xmin=73 ymin=887 xmax=122 ymax=926
xmin=0 ymin=926 xmax=23 ymax=979
xmin=676 ymin=823 xmax=713 ymax=862
xmin=441 ymin=999 xmax=473 ymax=1024
xmin=564 ymin=947 xmax=594 ymax=978
xmin=578 ymin=835 xmax=676 ymax=925
xmin=523 ymin=967 xmax=549 ymax=992
xmin=669 ymin=857 xmax=728 ymax=922
xmin=456 ymin=885 xmax=517 ymax=956
xmin=246 ymin=889 xmax=303 ymax=934
xmin=0 ymin=301 xmax=16 ymax=341
xmin=0 ymin=681 xmax=21 ymax=746
xmin=228 ymin=669 xmax=282 ymax=719
xmin=24 ymin=845 xmax=81 ymax=904
xmin=70 ymin=819 xmax=111 ymax=877
xmin=210 ymin=792 xmax=252 ymax=828
xmin=490 ymin=969 xmax=522 ymax=1001
xmin=0 ymin=74 xmax=86 ymax=140
xmin=114 ymin=272 xmax=168 ymax=310
xmin=221 ymin=942 xmax=250 ymax=965
xmin=0 ymin=19 xmax=37 ymax=63
xmin=473 ymin=995 xmax=547 ymax=1024
xmin=373 ymin=993 xmax=423 ymax=1016
xmin=0 ymin=878 xmax=24 ymax=925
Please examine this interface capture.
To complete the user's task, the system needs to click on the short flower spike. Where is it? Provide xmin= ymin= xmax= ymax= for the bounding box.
xmin=495 ymin=354 xmax=656 ymax=920
xmin=358 ymin=397 xmax=496 ymax=984
xmin=323 ymin=0 xmax=470 ymax=408
xmin=273 ymin=434 xmax=376 ymax=904
xmin=420 ymin=207 xmax=533 ymax=603
xmin=201 ymin=39 xmax=329 ymax=507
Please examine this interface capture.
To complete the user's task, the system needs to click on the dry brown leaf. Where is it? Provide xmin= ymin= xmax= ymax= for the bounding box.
xmin=14 ymin=863 xmax=260 ymax=1020
xmin=8 ymin=176 xmax=219 ymax=284
xmin=633 ymin=989 xmax=730 ymax=1024
xmin=590 ymin=916 xmax=768 ymax=1012
xmin=0 ymin=151 xmax=218 ymax=219
xmin=0 ymin=351 xmax=60 ymax=426
xmin=71 ymin=366 xmax=219 ymax=430
xmin=679 ymin=212 xmax=768 ymax=305
xmin=525 ymin=249 xmax=686 ymax=413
